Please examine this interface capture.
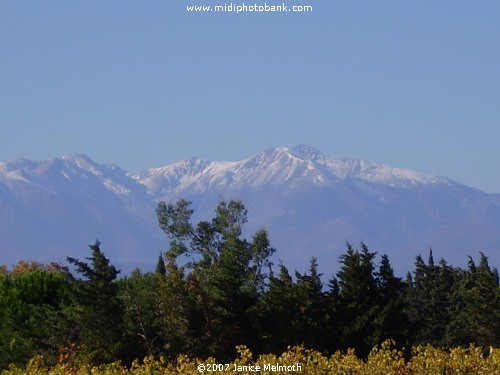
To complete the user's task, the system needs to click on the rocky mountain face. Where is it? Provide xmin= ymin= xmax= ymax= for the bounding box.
xmin=1 ymin=146 xmax=499 ymax=274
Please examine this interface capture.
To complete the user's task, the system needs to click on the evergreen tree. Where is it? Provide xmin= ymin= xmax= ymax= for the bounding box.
xmin=155 ymin=253 xmax=166 ymax=275
xmin=66 ymin=240 xmax=124 ymax=364
xmin=323 ymin=275 xmax=341 ymax=351
xmin=294 ymin=258 xmax=328 ymax=350
xmin=256 ymin=264 xmax=301 ymax=353
xmin=336 ymin=243 xmax=379 ymax=356
xmin=406 ymin=250 xmax=461 ymax=347
xmin=447 ymin=253 xmax=500 ymax=347
xmin=0 ymin=266 xmax=70 ymax=369
xmin=374 ymin=254 xmax=409 ymax=347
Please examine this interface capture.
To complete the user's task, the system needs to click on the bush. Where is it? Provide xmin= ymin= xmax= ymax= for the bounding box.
xmin=2 ymin=341 xmax=499 ymax=375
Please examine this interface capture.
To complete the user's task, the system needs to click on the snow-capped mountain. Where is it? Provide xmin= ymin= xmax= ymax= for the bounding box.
xmin=0 ymin=155 xmax=163 ymax=271
xmin=1 ymin=146 xmax=499 ymax=274
xmin=138 ymin=145 xmax=450 ymax=194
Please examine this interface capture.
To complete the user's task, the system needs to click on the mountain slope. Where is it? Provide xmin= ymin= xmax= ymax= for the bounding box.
xmin=137 ymin=145 xmax=500 ymax=272
xmin=0 ymin=155 xmax=163 ymax=271
xmin=1 ymin=146 xmax=499 ymax=274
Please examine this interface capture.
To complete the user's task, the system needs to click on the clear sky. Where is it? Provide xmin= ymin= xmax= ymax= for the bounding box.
xmin=1 ymin=1 xmax=499 ymax=193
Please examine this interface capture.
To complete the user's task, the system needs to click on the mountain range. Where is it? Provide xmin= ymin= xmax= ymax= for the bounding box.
xmin=1 ymin=145 xmax=499 ymax=274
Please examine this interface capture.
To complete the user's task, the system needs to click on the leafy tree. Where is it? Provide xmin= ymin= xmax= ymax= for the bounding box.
xmin=156 ymin=199 xmax=275 ymax=360
xmin=119 ymin=270 xmax=162 ymax=362
xmin=119 ymin=259 xmax=195 ymax=362
xmin=157 ymin=258 xmax=193 ymax=357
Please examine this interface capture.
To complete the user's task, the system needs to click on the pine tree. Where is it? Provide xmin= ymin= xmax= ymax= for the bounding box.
xmin=294 ymin=258 xmax=328 ymax=350
xmin=0 ymin=266 xmax=70 ymax=369
xmin=256 ymin=264 xmax=301 ymax=354
xmin=374 ymin=254 xmax=409 ymax=347
xmin=448 ymin=253 xmax=500 ymax=347
xmin=406 ymin=250 xmax=461 ymax=347
xmin=66 ymin=240 xmax=124 ymax=364
xmin=336 ymin=243 xmax=379 ymax=356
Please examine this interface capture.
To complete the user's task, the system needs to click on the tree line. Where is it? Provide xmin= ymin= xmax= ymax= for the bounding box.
xmin=0 ymin=199 xmax=499 ymax=369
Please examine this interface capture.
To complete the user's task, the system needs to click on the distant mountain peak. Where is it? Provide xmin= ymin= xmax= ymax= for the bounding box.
xmin=290 ymin=145 xmax=325 ymax=161
xmin=61 ymin=153 xmax=93 ymax=163
xmin=135 ymin=145 xmax=453 ymax=194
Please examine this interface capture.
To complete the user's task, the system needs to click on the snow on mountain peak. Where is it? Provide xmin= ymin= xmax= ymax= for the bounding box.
xmin=0 ymin=155 xmax=140 ymax=197
xmin=135 ymin=145 xmax=451 ymax=196
xmin=290 ymin=145 xmax=325 ymax=161
xmin=60 ymin=154 xmax=107 ymax=177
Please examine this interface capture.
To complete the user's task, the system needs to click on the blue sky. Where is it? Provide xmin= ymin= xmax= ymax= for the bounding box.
xmin=1 ymin=1 xmax=499 ymax=192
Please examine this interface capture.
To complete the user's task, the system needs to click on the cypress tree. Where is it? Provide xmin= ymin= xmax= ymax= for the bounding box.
xmin=336 ymin=243 xmax=379 ymax=356
xmin=66 ymin=240 xmax=124 ymax=364
xmin=155 ymin=253 xmax=167 ymax=275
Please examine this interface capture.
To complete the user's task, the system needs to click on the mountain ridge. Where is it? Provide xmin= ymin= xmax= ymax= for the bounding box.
xmin=1 ymin=146 xmax=499 ymax=274
xmin=137 ymin=145 xmax=453 ymax=196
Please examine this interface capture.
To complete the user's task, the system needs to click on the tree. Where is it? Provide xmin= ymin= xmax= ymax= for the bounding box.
xmin=119 ymin=270 xmax=162 ymax=363
xmin=294 ymin=258 xmax=328 ymax=350
xmin=447 ymin=253 xmax=500 ymax=347
xmin=155 ymin=254 xmax=166 ymax=275
xmin=336 ymin=243 xmax=379 ymax=356
xmin=255 ymin=264 xmax=301 ymax=353
xmin=373 ymin=254 xmax=409 ymax=347
xmin=66 ymin=240 xmax=124 ymax=364
xmin=156 ymin=199 xmax=275 ymax=360
xmin=0 ymin=266 xmax=70 ymax=370
xmin=406 ymin=249 xmax=459 ymax=347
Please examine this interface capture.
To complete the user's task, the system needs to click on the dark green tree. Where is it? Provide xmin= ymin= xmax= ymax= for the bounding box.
xmin=373 ymin=254 xmax=409 ymax=347
xmin=336 ymin=243 xmax=379 ymax=356
xmin=66 ymin=240 xmax=124 ymax=364
xmin=294 ymin=258 xmax=328 ymax=350
xmin=255 ymin=264 xmax=301 ymax=353
xmin=155 ymin=253 xmax=167 ymax=275
xmin=447 ymin=253 xmax=500 ymax=348
xmin=323 ymin=275 xmax=341 ymax=352
xmin=0 ymin=266 xmax=70 ymax=369
xmin=406 ymin=249 xmax=459 ymax=347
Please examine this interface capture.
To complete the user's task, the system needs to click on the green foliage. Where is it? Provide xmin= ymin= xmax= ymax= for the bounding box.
xmin=2 ymin=198 xmax=500 ymax=371
xmin=66 ymin=240 xmax=124 ymax=365
xmin=156 ymin=199 xmax=275 ymax=360
xmin=336 ymin=243 xmax=380 ymax=356
xmin=405 ymin=250 xmax=500 ymax=350
xmin=446 ymin=253 xmax=500 ymax=348
xmin=0 ymin=267 xmax=70 ymax=369
xmin=256 ymin=263 xmax=302 ymax=353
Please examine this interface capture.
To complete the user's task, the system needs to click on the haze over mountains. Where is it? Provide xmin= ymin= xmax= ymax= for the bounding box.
xmin=1 ymin=145 xmax=499 ymax=274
